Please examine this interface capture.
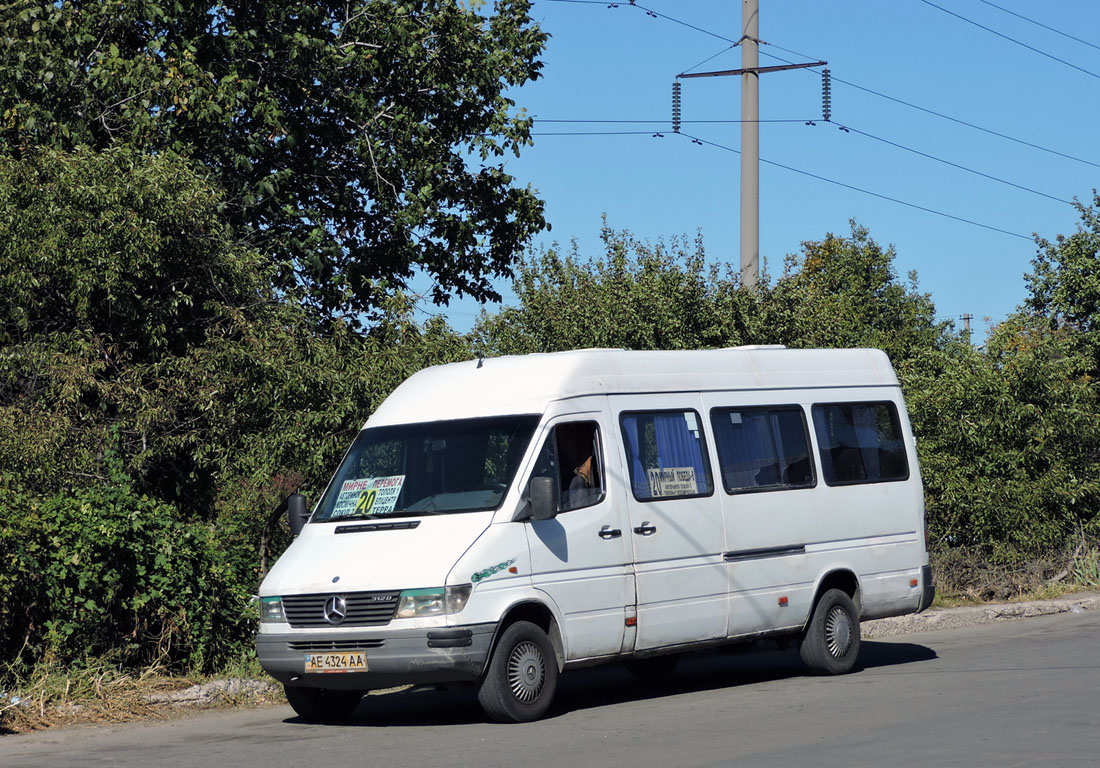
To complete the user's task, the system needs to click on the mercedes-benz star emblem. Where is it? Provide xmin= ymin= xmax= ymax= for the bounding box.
xmin=323 ymin=595 xmax=347 ymax=625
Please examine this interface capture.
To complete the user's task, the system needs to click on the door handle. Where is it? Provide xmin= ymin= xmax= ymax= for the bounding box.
xmin=598 ymin=526 xmax=622 ymax=540
xmin=633 ymin=523 xmax=657 ymax=536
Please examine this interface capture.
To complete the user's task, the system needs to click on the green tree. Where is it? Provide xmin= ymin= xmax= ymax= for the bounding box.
xmin=902 ymin=317 xmax=1100 ymax=558
xmin=768 ymin=223 xmax=947 ymax=364
xmin=1 ymin=146 xmax=474 ymax=670
xmin=0 ymin=0 xmax=548 ymax=317
xmin=0 ymin=146 xmax=471 ymax=512
xmin=474 ymin=220 xmax=949 ymax=364
xmin=1026 ymin=192 xmax=1100 ymax=371
xmin=472 ymin=223 xmax=760 ymax=355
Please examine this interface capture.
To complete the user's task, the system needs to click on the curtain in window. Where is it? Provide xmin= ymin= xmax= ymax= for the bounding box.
xmin=653 ymin=413 xmax=706 ymax=494
xmin=852 ymin=405 xmax=881 ymax=481
xmin=620 ymin=416 xmax=650 ymax=498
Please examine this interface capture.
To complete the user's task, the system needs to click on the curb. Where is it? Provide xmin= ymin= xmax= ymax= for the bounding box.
xmin=863 ymin=591 xmax=1100 ymax=639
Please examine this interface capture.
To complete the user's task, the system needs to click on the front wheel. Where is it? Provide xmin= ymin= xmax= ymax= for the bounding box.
xmin=284 ymin=686 xmax=363 ymax=722
xmin=477 ymin=620 xmax=559 ymax=723
xmin=800 ymin=588 xmax=861 ymax=675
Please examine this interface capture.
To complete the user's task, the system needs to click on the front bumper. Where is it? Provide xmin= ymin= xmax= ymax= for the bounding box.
xmin=256 ymin=623 xmax=497 ymax=691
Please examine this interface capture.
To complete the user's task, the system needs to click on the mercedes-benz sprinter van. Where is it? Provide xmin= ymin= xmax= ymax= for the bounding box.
xmin=257 ymin=347 xmax=934 ymax=722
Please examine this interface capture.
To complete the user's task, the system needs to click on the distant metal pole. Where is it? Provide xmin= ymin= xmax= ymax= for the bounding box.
xmin=740 ymin=0 xmax=760 ymax=289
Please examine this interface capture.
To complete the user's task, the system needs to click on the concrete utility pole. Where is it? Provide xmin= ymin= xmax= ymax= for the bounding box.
xmin=676 ymin=3 xmax=824 ymax=291
xmin=740 ymin=0 xmax=760 ymax=289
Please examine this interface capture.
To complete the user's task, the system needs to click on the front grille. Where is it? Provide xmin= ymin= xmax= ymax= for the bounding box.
xmin=282 ymin=591 xmax=399 ymax=628
xmin=287 ymin=639 xmax=386 ymax=652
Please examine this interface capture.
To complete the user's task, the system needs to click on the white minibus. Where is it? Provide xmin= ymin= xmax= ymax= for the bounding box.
xmin=256 ymin=347 xmax=934 ymax=722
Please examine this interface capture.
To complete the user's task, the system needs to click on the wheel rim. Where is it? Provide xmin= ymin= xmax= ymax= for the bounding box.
xmin=824 ymin=605 xmax=853 ymax=658
xmin=507 ymin=640 xmax=546 ymax=703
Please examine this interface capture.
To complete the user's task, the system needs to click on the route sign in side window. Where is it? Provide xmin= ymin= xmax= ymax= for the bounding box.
xmin=811 ymin=402 xmax=910 ymax=486
xmin=530 ymin=421 xmax=606 ymax=513
xmin=620 ymin=410 xmax=714 ymax=501
xmin=710 ymin=406 xmax=815 ymax=494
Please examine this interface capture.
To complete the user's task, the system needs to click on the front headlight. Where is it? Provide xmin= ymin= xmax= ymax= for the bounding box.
xmin=260 ymin=596 xmax=285 ymax=623
xmin=395 ymin=584 xmax=472 ymax=619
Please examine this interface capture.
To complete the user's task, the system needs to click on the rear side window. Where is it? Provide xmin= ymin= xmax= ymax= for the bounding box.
xmin=620 ymin=410 xmax=714 ymax=501
xmin=710 ymin=406 xmax=815 ymax=494
xmin=812 ymin=402 xmax=909 ymax=486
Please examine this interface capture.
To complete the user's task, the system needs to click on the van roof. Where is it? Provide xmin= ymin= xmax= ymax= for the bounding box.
xmin=366 ymin=347 xmax=899 ymax=428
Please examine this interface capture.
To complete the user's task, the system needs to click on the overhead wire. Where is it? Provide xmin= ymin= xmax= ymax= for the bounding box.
xmin=976 ymin=0 xmax=1100 ymax=53
xmin=546 ymin=0 xmax=1100 ymax=171
xmin=838 ymin=125 xmax=1075 ymax=207
xmin=543 ymin=0 xmax=735 ymax=44
xmin=536 ymin=0 xmax=1055 ymax=240
xmin=533 ymin=119 xmax=813 ymax=124
xmin=760 ymin=45 xmax=1100 ymax=171
xmin=677 ymin=132 xmax=1033 ymax=241
xmin=915 ymin=0 xmax=1100 ymax=81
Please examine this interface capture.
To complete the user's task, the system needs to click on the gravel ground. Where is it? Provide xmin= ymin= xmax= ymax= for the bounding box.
xmin=862 ymin=590 xmax=1100 ymax=638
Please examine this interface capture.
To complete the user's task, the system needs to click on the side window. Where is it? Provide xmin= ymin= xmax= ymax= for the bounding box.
xmin=620 ymin=410 xmax=714 ymax=501
xmin=812 ymin=402 xmax=910 ymax=486
xmin=530 ymin=421 xmax=605 ymax=512
xmin=710 ymin=406 xmax=815 ymax=494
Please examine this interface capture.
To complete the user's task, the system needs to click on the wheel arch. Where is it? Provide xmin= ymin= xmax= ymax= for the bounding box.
xmin=486 ymin=600 xmax=565 ymax=674
xmin=805 ymin=569 xmax=861 ymax=629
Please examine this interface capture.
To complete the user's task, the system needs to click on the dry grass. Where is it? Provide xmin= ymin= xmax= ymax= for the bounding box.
xmin=0 ymin=656 xmax=280 ymax=735
xmin=931 ymin=535 xmax=1100 ymax=604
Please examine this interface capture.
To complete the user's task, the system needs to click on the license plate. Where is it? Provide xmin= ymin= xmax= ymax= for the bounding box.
xmin=304 ymin=651 xmax=368 ymax=673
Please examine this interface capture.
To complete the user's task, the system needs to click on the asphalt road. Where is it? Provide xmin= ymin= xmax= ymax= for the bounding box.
xmin=3 ymin=610 xmax=1099 ymax=768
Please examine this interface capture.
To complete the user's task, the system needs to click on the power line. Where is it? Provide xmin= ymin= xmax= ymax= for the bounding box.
xmin=760 ymin=45 xmax=1100 ymax=171
xmin=545 ymin=0 xmax=1100 ymax=171
xmin=681 ymin=44 xmax=738 ymax=76
xmin=531 ymin=130 xmax=660 ymax=136
xmin=839 ymin=124 xmax=1075 ymax=207
xmin=678 ymin=131 xmax=1033 ymax=241
xmin=542 ymin=0 xmax=736 ymax=44
xmin=533 ymin=119 xmax=813 ymax=124
xmin=976 ymin=0 xmax=1100 ymax=53
xmin=916 ymin=0 xmax=1100 ymax=81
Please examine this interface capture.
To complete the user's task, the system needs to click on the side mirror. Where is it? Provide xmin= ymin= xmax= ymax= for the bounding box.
xmin=287 ymin=493 xmax=310 ymax=536
xmin=528 ymin=476 xmax=558 ymax=521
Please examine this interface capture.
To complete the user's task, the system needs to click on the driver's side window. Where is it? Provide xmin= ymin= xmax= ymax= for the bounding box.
xmin=531 ymin=421 xmax=605 ymax=512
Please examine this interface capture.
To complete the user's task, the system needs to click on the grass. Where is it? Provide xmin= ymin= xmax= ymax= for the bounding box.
xmin=0 ymin=653 xmax=279 ymax=735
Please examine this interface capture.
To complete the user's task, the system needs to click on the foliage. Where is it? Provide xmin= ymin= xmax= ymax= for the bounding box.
xmin=0 ymin=478 xmax=238 ymax=672
xmin=473 ymin=220 xmax=948 ymax=362
xmin=472 ymin=223 xmax=761 ymax=354
xmin=902 ymin=318 xmax=1100 ymax=557
xmin=767 ymin=223 xmax=946 ymax=363
xmin=1027 ymin=192 xmax=1100 ymax=372
xmin=0 ymin=147 xmax=471 ymax=674
xmin=0 ymin=0 xmax=548 ymax=317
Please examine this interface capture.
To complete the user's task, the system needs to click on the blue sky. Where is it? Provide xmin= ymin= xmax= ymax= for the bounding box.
xmin=422 ymin=0 xmax=1100 ymax=339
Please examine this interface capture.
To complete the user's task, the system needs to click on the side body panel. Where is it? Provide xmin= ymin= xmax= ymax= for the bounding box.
xmin=518 ymin=398 xmax=634 ymax=660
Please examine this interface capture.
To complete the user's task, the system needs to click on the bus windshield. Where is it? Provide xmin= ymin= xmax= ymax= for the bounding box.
xmin=311 ymin=415 xmax=540 ymax=522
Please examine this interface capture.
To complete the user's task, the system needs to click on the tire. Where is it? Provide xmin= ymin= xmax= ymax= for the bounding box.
xmin=284 ymin=686 xmax=363 ymax=722
xmin=800 ymin=588 xmax=861 ymax=675
xmin=625 ymin=653 xmax=680 ymax=680
xmin=477 ymin=620 xmax=559 ymax=723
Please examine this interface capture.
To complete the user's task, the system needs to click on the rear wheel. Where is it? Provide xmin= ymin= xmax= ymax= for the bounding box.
xmin=800 ymin=588 xmax=861 ymax=675
xmin=477 ymin=620 xmax=559 ymax=723
xmin=284 ymin=686 xmax=363 ymax=722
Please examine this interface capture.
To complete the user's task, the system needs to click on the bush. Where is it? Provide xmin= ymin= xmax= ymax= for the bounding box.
xmin=0 ymin=479 xmax=247 ymax=673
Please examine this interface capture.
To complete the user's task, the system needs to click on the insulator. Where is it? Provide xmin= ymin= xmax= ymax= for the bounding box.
xmin=822 ymin=68 xmax=832 ymax=122
xmin=672 ymin=81 xmax=682 ymax=133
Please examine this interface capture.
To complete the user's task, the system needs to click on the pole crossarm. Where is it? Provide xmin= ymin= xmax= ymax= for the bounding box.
xmin=678 ymin=61 xmax=826 ymax=79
